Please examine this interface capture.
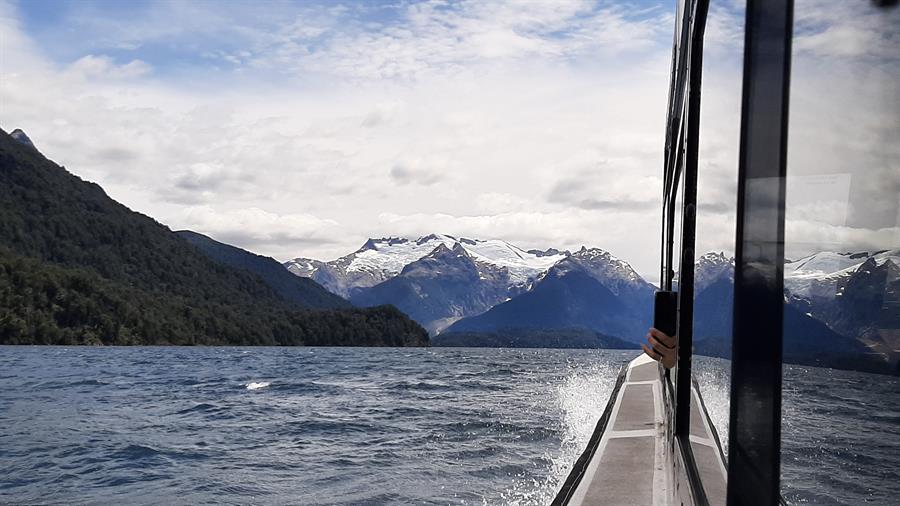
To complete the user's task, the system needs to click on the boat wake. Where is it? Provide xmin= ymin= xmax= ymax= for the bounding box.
xmin=499 ymin=361 xmax=619 ymax=505
xmin=693 ymin=356 xmax=732 ymax=454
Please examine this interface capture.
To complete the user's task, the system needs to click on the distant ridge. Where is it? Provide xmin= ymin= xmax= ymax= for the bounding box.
xmin=439 ymin=246 xmax=654 ymax=344
xmin=350 ymin=241 xmax=524 ymax=334
xmin=692 ymin=252 xmax=897 ymax=374
xmin=286 ymin=234 xmax=896 ymax=370
xmin=285 ymin=234 xmax=568 ymax=298
xmin=287 ymin=236 xmax=655 ymax=337
xmin=176 ymin=230 xmax=351 ymax=310
xmin=9 ymin=128 xmax=35 ymax=150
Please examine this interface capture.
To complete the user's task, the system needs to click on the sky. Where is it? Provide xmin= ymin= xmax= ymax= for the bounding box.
xmin=1 ymin=0 xmax=897 ymax=282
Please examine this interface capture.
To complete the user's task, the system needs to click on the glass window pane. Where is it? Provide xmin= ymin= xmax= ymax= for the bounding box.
xmin=690 ymin=0 xmax=746 ymax=498
xmin=782 ymin=1 xmax=900 ymax=503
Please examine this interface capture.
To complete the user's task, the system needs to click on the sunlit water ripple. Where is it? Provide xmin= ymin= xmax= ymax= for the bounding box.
xmin=1 ymin=347 xmax=897 ymax=504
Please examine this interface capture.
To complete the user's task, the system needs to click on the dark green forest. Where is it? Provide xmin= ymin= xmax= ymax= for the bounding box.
xmin=0 ymin=129 xmax=428 ymax=346
xmin=176 ymin=230 xmax=351 ymax=310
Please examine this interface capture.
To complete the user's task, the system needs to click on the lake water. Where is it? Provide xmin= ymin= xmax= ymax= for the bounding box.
xmin=1 ymin=347 xmax=897 ymax=504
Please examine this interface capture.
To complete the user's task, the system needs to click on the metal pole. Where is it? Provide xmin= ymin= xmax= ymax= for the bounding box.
xmin=674 ymin=0 xmax=708 ymax=439
xmin=661 ymin=0 xmax=693 ymax=291
xmin=727 ymin=0 xmax=793 ymax=504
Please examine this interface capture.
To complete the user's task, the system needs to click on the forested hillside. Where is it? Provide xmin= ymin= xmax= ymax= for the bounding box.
xmin=0 ymin=129 xmax=428 ymax=346
xmin=176 ymin=230 xmax=351 ymax=310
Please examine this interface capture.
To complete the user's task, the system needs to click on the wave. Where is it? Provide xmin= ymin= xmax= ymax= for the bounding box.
xmin=245 ymin=381 xmax=270 ymax=390
xmin=500 ymin=362 xmax=619 ymax=505
xmin=384 ymin=380 xmax=451 ymax=391
xmin=109 ymin=444 xmax=210 ymax=464
xmin=36 ymin=378 xmax=109 ymax=389
xmin=174 ymin=402 xmax=222 ymax=415
xmin=109 ymin=444 xmax=164 ymax=460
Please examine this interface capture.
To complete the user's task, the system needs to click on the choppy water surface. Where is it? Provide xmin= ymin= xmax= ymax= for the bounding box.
xmin=0 ymin=347 xmax=630 ymax=505
xmin=1 ymin=347 xmax=897 ymax=505
xmin=694 ymin=356 xmax=900 ymax=505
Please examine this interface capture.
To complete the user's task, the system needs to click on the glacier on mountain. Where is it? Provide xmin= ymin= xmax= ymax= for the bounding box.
xmin=784 ymin=249 xmax=899 ymax=300
xmin=285 ymin=234 xmax=567 ymax=297
xmin=285 ymin=236 xmax=897 ymax=368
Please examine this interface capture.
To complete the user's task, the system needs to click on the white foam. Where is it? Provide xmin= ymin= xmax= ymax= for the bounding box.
xmin=499 ymin=362 xmax=618 ymax=505
xmin=245 ymin=382 xmax=271 ymax=390
xmin=693 ymin=358 xmax=731 ymax=455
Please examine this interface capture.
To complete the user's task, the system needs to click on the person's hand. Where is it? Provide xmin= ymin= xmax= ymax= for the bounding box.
xmin=642 ymin=328 xmax=676 ymax=369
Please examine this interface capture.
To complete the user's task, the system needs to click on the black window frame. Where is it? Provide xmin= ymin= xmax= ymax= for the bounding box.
xmin=726 ymin=1 xmax=794 ymax=504
xmin=660 ymin=0 xmax=711 ymax=503
xmin=661 ymin=0 xmax=794 ymax=504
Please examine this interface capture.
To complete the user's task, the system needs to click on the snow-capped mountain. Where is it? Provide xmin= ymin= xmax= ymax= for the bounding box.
xmin=694 ymin=252 xmax=734 ymax=293
xmin=689 ymin=249 xmax=898 ymax=371
xmin=285 ymin=236 xmax=896 ymax=369
xmin=784 ymin=249 xmax=899 ymax=301
xmin=546 ymin=247 xmax=655 ymax=299
xmin=285 ymin=234 xmax=567 ymax=298
xmin=796 ymin=253 xmax=900 ymax=364
xmin=689 ymin=249 xmax=898 ymax=302
xmin=692 ymin=266 xmax=872 ymax=368
xmin=286 ymin=236 xmax=656 ymax=336
xmin=285 ymin=236 xmax=444 ymax=297
xmin=442 ymin=246 xmax=655 ymax=343
xmin=350 ymin=242 xmax=522 ymax=334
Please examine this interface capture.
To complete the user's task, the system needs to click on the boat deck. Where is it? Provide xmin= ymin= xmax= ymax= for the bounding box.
xmin=556 ymin=354 xmax=727 ymax=505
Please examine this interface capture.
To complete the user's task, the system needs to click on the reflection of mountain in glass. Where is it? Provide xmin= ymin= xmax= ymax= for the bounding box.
xmin=693 ymin=251 xmax=898 ymax=373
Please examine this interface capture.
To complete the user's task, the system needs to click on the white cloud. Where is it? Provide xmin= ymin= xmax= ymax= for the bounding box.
xmin=785 ymin=221 xmax=899 ymax=259
xmin=0 ymin=0 xmax=896 ymax=281
xmin=793 ymin=2 xmax=900 ymax=59
xmin=389 ymin=157 xmax=447 ymax=186
xmin=376 ymin=208 xmax=660 ymax=275
xmin=68 ymin=55 xmax=152 ymax=79
xmin=178 ymin=206 xmax=341 ymax=259
xmin=232 ymin=0 xmax=670 ymax=81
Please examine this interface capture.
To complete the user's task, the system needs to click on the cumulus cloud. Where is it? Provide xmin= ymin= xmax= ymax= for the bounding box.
xmin=0 ymin=0 xmax=896 ymax=279
xmin=67 ymin=55 xmax=152 ymax=79
xmin=389 ymin=158 xmax=446 ymax=186
xmin=178 ymin=206 xmax=341 ymax=259
xmin=244 ymin=1 xmax=670 ymax=81
xmin=793 ymin=2 xmax=900 ymax=60
xmin=376 ymin=208 xmax=658 ymax=269
xmin=546 ymin=162 xmax=661 ymax=212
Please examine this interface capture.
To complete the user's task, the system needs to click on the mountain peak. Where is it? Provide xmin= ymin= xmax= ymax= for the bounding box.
xmin=695 ymin=252 xmax=735 ymax=292
xmin=9 ymin=129 xmax=36 ymax=150
xmin=288 ymin=234 xmax=568 ymax=297
xmin=429 ymin=242 xmax=453 ymax=255
xmin=450 ymin=242 xmax=470 ymax=256
xmin=415 ymin=233 xmax=450 ymax=245
xmin=571 ymin=246 xmax=621 ymax=263
xmin=527 ymin=247 xmax=568 ymax=257
xmin=697 ymin=251 xmax=733 ymax=268
xmin=360 ymin=236 xmax=409 ymax=251
xmin=547 ymin=247 xmax=650 ymax=297
xmin=699 ymin=251 xmax=730 ymax=261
